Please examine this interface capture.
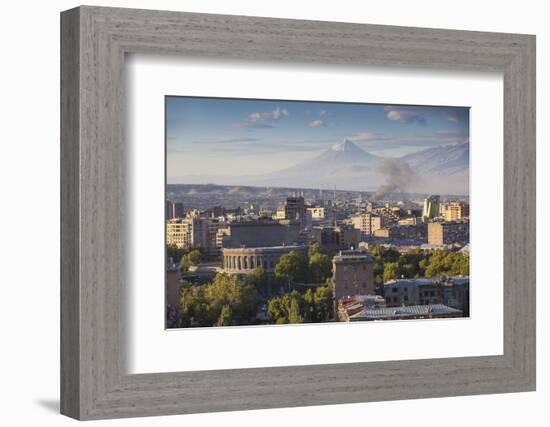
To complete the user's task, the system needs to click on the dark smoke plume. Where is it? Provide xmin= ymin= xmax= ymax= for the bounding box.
xmin=371 ymin=158 xmax=418 ymax=201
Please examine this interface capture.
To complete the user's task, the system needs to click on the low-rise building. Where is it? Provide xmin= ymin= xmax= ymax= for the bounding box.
xmin=342 ymin=303 xmax=463 ymax=322
xmin=383 ymin=277 xmax=470 ymax=315
xmin=217 ymin=220 xmax=301 ymax=249
xmin=311 ymin=225 xmax=359 ymax=251
xmin=374 ymin=206 xmax=402 ymax=225
xmin=221 ymin=245 xmax=308 ymax=275
xmin=444 ymin=202 xmax=470 ymax=222
xmin=337 ymin=294 xmax=386 ymax=321
xmin=427 ymin=221 xmax=469 ymax=245
xmin=372 ymin=223 xmax=427 ymax=242
xmin=383 ymin=278 xmax=441 ymax=307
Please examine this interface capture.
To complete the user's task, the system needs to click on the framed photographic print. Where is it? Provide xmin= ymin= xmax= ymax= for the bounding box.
xmin=61 ymin=6 xmax=536 ymax=420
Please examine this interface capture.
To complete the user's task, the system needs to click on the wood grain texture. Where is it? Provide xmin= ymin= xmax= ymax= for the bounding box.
xmin=60 ymin=7 xmax=80 ymax=419
xmin=60 ymin=6 xmax=536 ymax=420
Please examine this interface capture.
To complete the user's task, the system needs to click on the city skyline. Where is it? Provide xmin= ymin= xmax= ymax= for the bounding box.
xmin=165 ymin=97 xmax=470 ymax=328
xmin=166 ymin=97 xmax=470 ymax=184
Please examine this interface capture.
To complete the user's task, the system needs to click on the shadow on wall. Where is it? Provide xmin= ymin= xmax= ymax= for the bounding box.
xmin=35 ymin=399 xmax=59 ymax=414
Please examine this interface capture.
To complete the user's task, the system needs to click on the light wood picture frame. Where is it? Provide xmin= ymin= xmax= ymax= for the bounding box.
xmin=60 ymin=5 xmax=536 ymax=420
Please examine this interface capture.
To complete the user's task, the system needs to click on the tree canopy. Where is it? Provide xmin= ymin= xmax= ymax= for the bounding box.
xmin=267 ymin=281 xmax=334 ymax=324
xmin=179 ymin=273 xmax=259 ymax=327
xmin=367 ymin=245 xmax=469 ymax=284
xmin=308 ymin=252 xmax=332 ymax=283
xmin=274 ymin=250 xmax=308 ymax=284
xmin=246 ymin=266 xmax=269 ymax=296
xmin=179 ymin=248 xmax=203 ymax=272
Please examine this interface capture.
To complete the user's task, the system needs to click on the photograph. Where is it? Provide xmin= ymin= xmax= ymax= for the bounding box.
xmin=165 ymin=96 xmax=470 ymax=328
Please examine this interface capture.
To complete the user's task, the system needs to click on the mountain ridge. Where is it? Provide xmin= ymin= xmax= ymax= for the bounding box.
xmin=172 ymin=139 xmax=469 ymax=195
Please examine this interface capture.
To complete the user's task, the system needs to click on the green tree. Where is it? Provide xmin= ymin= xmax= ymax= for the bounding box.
xmin=166 ymin=244 xmax=187 ymax=264
xmin=179 ymin=273 xmax=260 ymax=327
xmin=187 ymin=249 xmax=202 ymax=266
xmin=313 ymin=284 xmax=334 ymax=322
xmin=216 ymin=304 xmax=234 ymax=326
xmin=308 ymin=252 xmax=332 ymax=283
xmin=288 ymin=298 xmax=304 ymax=324
xmin=424 ymin=250 xmax=469 ymax=277
xmin=205 ymin=273 xmax=259 ymax=324
xmin=383 ymin=262 xmax=401 ymax=283
xmin=267 ymin=290 xmax=305 ymax=324
xmin=246 ymin=266 xmax=268 ymax=295
xmin=308 ymin=242 xmax=323 ymax=258
xmin=179 ymin=255 xmax=191 ymax=272
xmin=275 ymin=250 xmax=307 ymax=286
xmin=267 ymin=285 xmax=333 ymax=324
xmin=267 ymin=296 xmax=287 ymax=324
xmin=179 ymin=286 xmax=215 ymax=327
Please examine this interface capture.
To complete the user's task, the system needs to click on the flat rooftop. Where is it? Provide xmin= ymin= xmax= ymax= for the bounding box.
xmin=333 ymin=251 xmax=373 ymax=263
xmin=349 ymin=304 xmax=463 ymax=320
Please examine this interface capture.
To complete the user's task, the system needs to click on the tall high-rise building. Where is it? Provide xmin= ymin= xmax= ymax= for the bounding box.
xmin=166 ymin=200 xmax=184 ymax=219
xmin=351 ymin=212 xmax=383 ymax=240
xmin=422 ymin=195 xmax=440 ymax=219
xmin=332 ymin=250 xmax=375 ymax=300
xmin=284 ymin=196 xmax=306 ymax=228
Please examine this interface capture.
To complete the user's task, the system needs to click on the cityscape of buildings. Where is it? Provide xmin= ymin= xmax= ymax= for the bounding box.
xmin=166 ymin=189 xmax=470 ymax=328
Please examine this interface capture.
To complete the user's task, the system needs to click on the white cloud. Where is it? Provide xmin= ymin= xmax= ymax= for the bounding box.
xmin=386 ymin=109 xmax=427 ymax=125
xmin=447 ymin=114 xmax=459 ymax=122
xmin=308 ymin=119 xmax=325 ymax=128
xmin=247 ymin=107 xmax=288 ymax=124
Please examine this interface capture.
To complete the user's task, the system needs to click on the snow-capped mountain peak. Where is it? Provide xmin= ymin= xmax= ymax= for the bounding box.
xmin=330 ymin=139 xmax=364 ymax=154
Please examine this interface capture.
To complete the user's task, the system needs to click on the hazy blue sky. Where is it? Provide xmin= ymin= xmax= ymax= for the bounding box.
xmin=166 ymin=96 xmax=469 ymax=182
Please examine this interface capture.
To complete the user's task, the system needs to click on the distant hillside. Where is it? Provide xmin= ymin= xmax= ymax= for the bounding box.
xmin=172 ymin=139 xmax=470 ymax=195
